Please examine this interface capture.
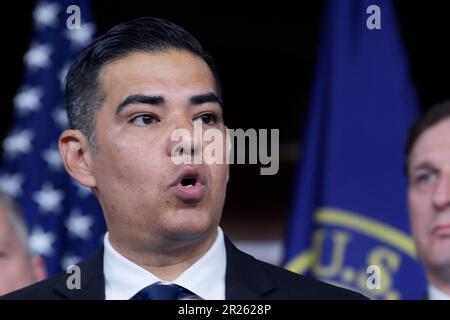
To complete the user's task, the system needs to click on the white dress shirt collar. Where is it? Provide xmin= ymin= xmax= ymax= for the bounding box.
xmin=104 ymin=227 xmax=226 ymax=300
xmin=428 ymin=284 xmax=450 ymax=300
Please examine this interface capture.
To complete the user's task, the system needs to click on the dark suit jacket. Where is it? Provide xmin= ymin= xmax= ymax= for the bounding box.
xmin=1 ymin=238 xmax=367 ymax=300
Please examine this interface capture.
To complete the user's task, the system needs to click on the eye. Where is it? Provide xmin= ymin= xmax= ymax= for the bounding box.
xmin=195 ymin=113 xmax=218 ymax=125
xmin=415 ymin=172 xmax=435 ymax=185
xmin=130 ymin=114 xmax=158 ymax=127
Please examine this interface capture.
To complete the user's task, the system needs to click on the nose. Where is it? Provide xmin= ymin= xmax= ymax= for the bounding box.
xmin=166 ymin=119 xmax=202 ymax=163
xmin=432 ymin=173 xmax=450 ymax=211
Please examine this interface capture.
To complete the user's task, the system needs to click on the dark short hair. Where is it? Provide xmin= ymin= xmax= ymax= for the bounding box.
xmin=65 ymin=17 xmax=221 ymax=149
xmin=405 ymin=100 xmax=450 ymax=175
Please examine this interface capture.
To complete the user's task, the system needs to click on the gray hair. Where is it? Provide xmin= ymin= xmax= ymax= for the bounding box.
xmin=0 ymin=192 xmax=31 ymax=255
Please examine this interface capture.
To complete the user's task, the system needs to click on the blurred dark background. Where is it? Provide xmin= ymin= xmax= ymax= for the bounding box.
xmin=1 ymin=1 xmax=450 ymax=249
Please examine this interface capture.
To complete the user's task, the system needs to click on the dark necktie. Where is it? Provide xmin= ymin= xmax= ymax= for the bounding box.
xmin=131 ymin=283 xmax=197 ymax=300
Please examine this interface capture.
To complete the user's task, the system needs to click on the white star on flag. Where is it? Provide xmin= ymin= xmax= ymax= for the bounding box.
xmin=32 ymin=182 xmax=64 ymax=214
xmin=61 ymin=253 xmax=82 ymax=270
xmin=42 ymin=146 xmax=64 ymax=171
xmin=13 ymin=87 xmax=42 ymax=115
xmin=29 ymin=227 xmax=55 ymax=256
xmin=52 ymin=107 xmax=69 ymax=129
xmin=0 ymin=173 xmax=24 ymax=197
xmin=66 ymin=209 xmax=94 ymax=240
xmin=33 ymin=1 xmax=60 ymax=29
xmin=73 ymin=180 xmax=92 ymax=198
xmin=2 ymin=129 xmax=34 ymax=159
xmin=24 ymin=43 xmax=53 ymax=70
xmin=65 ymin=23 xmax=95 ymax=48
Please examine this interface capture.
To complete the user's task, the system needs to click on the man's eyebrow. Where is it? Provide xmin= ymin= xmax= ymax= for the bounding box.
xmin=116 ymin=95 xmax=164 ymax=115
xmin=411 ymin=162 xmax=435 ymax=172
xmin=190 ymin=92 xmax=223 ymax=107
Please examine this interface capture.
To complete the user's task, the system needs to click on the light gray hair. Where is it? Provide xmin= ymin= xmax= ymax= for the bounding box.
xmin=0 ymin=191 xmax=31 ymax=255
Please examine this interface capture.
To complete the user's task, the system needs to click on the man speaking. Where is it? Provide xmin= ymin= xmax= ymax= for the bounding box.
xmin=2 ymin=17 xmax=365 ymax=300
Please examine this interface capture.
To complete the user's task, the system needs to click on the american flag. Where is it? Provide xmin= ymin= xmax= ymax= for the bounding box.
xmin=0 ymin=0 xmax=106 ymax=275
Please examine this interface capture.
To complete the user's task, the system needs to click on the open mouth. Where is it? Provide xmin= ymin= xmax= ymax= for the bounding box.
xmin=180 ymin=176 xmax=197 ymax=188
xmin=170 ymin=168 xmax=206 ymax=202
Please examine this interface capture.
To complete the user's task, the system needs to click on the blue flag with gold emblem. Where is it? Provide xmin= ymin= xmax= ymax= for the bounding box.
xmin=283 ymin=0 xmax=427 ymax=299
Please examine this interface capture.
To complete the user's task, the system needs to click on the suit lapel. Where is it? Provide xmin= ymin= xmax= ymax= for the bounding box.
xmin=52 ymin=247 xmax=106 ymax=299
xmin=224 ymin=237 xmax=276 ymax=299
xmin=50 ymin=239 xmax=277 ymax=300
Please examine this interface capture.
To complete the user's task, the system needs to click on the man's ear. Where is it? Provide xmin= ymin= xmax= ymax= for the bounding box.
xmin=59 ymin=129 xmax=97 ymax=188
